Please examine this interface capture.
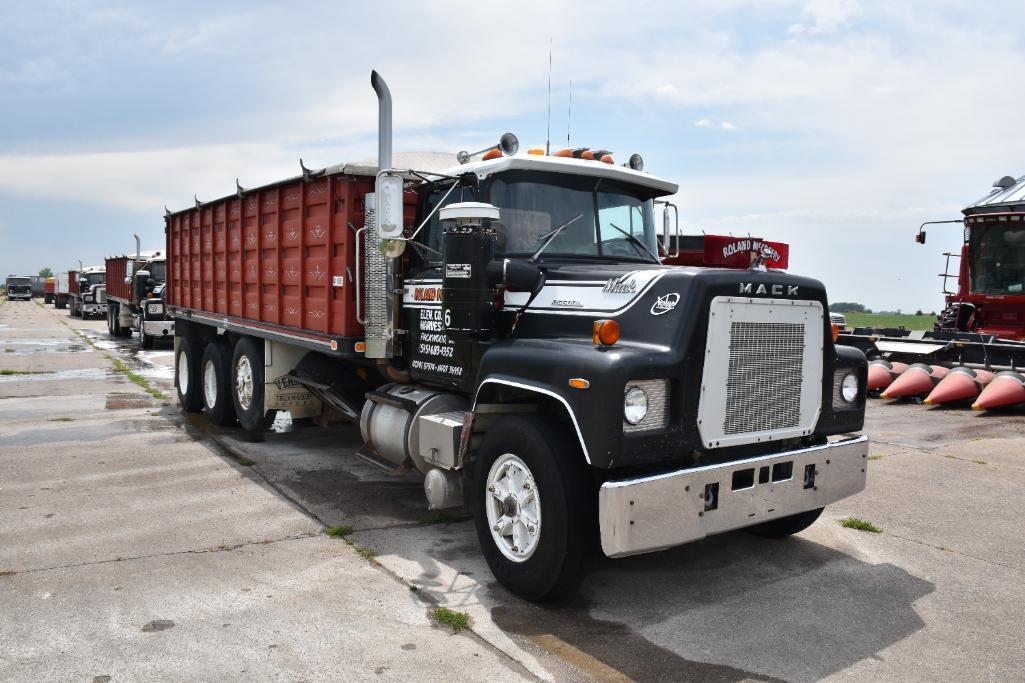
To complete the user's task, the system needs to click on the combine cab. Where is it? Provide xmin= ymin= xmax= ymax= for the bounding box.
xmin=840 ymin=174 xmax=1025 ymax=410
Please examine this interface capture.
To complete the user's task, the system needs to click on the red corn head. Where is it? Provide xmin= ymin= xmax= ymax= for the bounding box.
xmin=867 ymin=359 xmax=909 ymax=392
xmin=880 ymin=363 xmax=948 ymax=399
xmin=972 ymin=371 xmax=1025 ymax=411
xmin=923 ymin=367 xmax=993 ymax=405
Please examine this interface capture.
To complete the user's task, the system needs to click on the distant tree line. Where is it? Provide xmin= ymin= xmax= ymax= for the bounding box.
xmin=832 ymin=302 xmax=936 ymax=316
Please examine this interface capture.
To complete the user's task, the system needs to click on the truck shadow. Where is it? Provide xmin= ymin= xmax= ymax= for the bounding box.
xmin=194 ymin=419 xmax=933 ymax=682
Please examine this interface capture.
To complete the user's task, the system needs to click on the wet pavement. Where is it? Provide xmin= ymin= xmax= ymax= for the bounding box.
xmin=3 ymin=298 xmax=1024 ymax=681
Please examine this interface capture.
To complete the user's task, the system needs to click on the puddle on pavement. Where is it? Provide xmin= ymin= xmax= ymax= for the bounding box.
xmin=106 ymin=392 xmax=155 ymax=409
xmin=0 ymin=368 xmax=108 ymax=383
xmin=0 ymin=339 xmax=92 ymax=354
xmin=3 ymin=417 xmax=168 ymax=447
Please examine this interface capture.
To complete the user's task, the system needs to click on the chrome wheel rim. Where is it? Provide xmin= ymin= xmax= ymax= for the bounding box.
xmin=485 ymin=453 xmax=541 ymax=563
xmin=235 ymin=355 xmax=254 ymax=410
xmin=177 ymin=350 xmax=189 ymax=394
xmin=203 ymin=359 xmax=218 ymax=409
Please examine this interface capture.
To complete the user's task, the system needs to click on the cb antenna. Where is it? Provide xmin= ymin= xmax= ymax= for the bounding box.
xmin=546 ymin=38 xmax=552 ymax=155
xmin=567 ymin=79 xmax=572 ymax=147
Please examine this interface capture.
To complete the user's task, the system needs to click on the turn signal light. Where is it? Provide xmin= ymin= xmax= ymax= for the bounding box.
xmin=553 ymin=148 xmax=573 ymax=158
xmin=568 ymin=378 xmax=590 ymax=389
xmin=593 ymin=319 xmax=620 ymax=347
xmin=354 ymin=341 xmax=366 ymax=353
xmin=527 ymin=147 xmax=545 ymax=155
xmin=831 ymin=323 xmax=840 ymax=343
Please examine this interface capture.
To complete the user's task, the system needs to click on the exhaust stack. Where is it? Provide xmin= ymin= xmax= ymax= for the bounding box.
xmin=364 ymin=70 xmax=400 ymax=360
xmin=371 ymin=70 xmax=392 ymax=173
xmin=134 ymin=234 xmax=141 ymax=259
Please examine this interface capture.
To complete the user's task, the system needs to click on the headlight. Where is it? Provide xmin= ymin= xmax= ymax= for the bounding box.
xmin=147 ymin=303 xmax=164 ymax=315
xmin=841 ymin=373 xmax=859 ymax=403
xmin=624 ymin=386 xmax=649 ymax=425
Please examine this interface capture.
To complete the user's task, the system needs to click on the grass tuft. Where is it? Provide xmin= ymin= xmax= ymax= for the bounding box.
xmin=0 ymin=369 xmax=51 ymax=375
xmin=0 ymin=570 xmax=15 ymax=577
xmin=325 ymin=525 xmax=354 ymax=538
xmin=355 ymin=546 xmax=375 ymax=561
xmin=110 ymin=358 xmax=168 ymax=400
xmin=868 ymin=455 xmax=883 ymax=461
xmin=48 ymin=417 xmax=74 ymax=422
xmin=429 ymin=607 xmax=471 ymax=633
xmin=840 ymin=517 xmax=882 ymax=533
xmin=237 ymin=457 xmax=255 ymax=467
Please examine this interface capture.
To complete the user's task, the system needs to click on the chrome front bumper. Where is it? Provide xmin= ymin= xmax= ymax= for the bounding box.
xmin=143 ymin=319 xmax=175 ymax=337
xmin=599 ymin=435 xmax=869 ymax=557
xmin=81 ymin=303 xmax=105 ymax=314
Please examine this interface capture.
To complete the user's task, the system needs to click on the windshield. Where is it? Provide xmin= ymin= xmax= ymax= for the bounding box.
xmin=7 ymin=278 xmax=30 ymax=286
xmin=488 ymin=172 xmax=657 ymax=261
xmin=970 ymin=224 xmax=1025 ymax=294
xmin=148 ymin=261 xmax=166 ymax=283
xmin=86 ymin=272 xmax=105 ymax=285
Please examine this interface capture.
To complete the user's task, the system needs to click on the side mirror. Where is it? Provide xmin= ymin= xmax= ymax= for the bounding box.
xmin=660 ymin=203 xmax=679 ymax=258
xmin=915 ymin=231 xmax=926 ymax=245
xmin=135 ymin=270 xmax=151 ymax=299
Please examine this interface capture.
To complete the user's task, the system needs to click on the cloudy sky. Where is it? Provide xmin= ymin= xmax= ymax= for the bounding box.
xmin=2 ymin=0 xmax=1022 ymax=312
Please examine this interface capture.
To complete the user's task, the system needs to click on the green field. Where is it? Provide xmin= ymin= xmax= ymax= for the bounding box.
xmin=843 ymin=313 xmax=937 ymax=331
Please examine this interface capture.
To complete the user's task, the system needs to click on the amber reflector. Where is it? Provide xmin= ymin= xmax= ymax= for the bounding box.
xmin=593 ymin=319 xmax=620 ymax=346
xmin=354 ymin=341 xmax=366 ymax=353
xmin=831 ymin=323 xmax=840 ymax=342
xmin=568 ymin=378 xmax=590 ymax=389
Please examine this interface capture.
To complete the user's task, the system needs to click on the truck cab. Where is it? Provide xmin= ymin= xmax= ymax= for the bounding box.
xmin=119 ymin=254 xmax=173 ymax=349
xmin=5 ymin=276 xmax=32 ymax=301
xmin=360 ymin=145 xmax=869 ymax=599
xmin=69 ymin=268 xmax=106 ymax=318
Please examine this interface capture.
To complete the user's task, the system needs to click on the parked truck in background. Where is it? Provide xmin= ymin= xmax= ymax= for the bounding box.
xmin=43 ymin=277 xmax=55 ymax=304
xmin=5 ymin=276 xmax=33 ymax=301
xmin=104 ymin=241 xmax=175 ymax=349
xmin=68 ymin=267 xmax=106 ymax=318
xmin=167 ymin=71 xmax=869 ymax=601
xmin=54 ymin=272 xmax=70 ymax=309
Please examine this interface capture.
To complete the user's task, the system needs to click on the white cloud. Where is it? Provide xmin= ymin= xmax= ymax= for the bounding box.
xmin=720 ymin=121 xmax=737 ymax=131
xmin=694 ymin=119 xmax=714 ymax=127
xmin=788 ymin=0 xmax=860 ymax=35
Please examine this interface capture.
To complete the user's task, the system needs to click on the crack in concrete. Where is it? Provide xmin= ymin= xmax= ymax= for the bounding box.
xmin=12 ymin=532 xmax=322 ymax=576
xmin=885 ymin=531 xmax=1022 ymax=575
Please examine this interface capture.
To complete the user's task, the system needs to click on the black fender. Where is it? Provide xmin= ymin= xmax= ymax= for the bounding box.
xmin=473 ymin=338 xmax=674 ymax=469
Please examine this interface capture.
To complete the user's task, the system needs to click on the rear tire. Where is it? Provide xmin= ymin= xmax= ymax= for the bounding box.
xmin=176 ymin=336 xmax=204 ymax=413
xmin=470 ymin=414 xmax=596 ymax=601
xmin=201 ymin=342 xmax=237 ymax=426
xmin=231 ymin=336 xmax=269 ymax=432
xmin=747 ymin=507 xmax=824 ymax=539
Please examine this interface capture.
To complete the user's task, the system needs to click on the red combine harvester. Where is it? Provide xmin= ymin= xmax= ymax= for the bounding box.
xmin=840 ymin=173 xmax=1025 ymax=410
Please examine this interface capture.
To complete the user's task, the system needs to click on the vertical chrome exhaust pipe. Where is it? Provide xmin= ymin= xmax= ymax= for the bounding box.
xmin=371 ymin=70 xmax=392 ymax=173
xmin=134 ymin=234 xmax=141 ymax=259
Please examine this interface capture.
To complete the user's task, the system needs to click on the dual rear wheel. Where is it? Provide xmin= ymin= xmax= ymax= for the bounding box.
xmin=175 ymin=334 xmax=269 ymax=432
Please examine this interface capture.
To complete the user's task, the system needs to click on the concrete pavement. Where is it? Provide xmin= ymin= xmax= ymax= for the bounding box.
xmin=3 ymin=297 xmax=1025 ymax=681
xmin=0 ymin=299 xmax=528 ymax=681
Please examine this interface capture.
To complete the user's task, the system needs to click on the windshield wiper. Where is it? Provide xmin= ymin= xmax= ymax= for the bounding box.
xmin=608 ymin=223 xmax=661 ymax=264
xmin=530 ymin=213 xmax=584 ymax=263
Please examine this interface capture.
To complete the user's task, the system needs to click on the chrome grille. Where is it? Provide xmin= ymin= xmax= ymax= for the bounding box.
xmin=624 ymin=379 xmax=670 ymax=433
xmin=723 ymin=321 xmax=805 ymax=435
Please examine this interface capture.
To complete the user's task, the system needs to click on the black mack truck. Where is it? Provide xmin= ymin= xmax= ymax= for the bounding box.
xmin=348 ymin=73 xmax=868 ymax=601
xmin=171 ymin=72 xmax=869 ymax=601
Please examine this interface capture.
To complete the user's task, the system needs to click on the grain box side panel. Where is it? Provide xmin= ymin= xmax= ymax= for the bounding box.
xmin=105 ymin=256 xmax=129 ymax=301
xmin=69 ymin=270 xmax=80 ymax=296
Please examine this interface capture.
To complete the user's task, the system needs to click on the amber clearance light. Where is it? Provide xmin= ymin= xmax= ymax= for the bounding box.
xmin=593 ymin=319 xmax=620 ymax=347
xmin=831 ymin=323 xmax=840 ymax=343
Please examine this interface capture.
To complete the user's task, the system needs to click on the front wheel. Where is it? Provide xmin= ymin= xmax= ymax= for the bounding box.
xmin=747 ymin=507 xmax=824 ymax=539
xmin=138 ymin=320 xmax=154 ymax=349
xmin=471 ymin=414 xmax=596 ymax=601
